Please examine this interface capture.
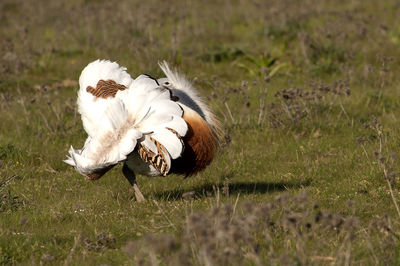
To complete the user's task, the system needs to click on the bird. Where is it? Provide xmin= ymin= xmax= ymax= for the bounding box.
xmin=64 ymin=60 xmax=221 ymax=202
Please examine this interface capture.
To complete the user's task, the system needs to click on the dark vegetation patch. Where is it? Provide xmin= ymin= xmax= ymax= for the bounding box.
xmin=82 ymin=232 xmax=117 ymax=252
xmin=124 ymin=193 xmax=400 ymax=265
xmin=0 ymin=189 xmax=24 ymax=212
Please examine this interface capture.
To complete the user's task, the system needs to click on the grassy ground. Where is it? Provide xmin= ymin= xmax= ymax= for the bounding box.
xmin=1 ymin=0 xmax=400 ymax=264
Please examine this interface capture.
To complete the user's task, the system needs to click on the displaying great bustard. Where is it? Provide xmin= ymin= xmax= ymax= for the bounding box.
xmin=64 ymin=60 xmax=221 ymax=202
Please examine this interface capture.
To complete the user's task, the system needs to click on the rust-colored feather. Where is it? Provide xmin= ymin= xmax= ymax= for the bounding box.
xmin=86 ymin=79 xmax=127 ymax=99
xmin=171 ymin=110 xmax=216 ymax=176
xmin=86 ymin=164 xmax=115 ymax=180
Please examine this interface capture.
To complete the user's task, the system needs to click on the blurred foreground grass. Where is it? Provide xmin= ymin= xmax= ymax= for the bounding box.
xmin=1 ymin=0 xmax=400 ymax=264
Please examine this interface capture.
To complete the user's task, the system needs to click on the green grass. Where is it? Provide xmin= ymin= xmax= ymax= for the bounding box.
xmin=1 ymin=0 xmax=400 ymax=264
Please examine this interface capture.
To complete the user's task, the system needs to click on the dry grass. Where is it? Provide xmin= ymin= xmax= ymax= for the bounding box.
xmin=123 ymin=192 xmax=400 ymax=265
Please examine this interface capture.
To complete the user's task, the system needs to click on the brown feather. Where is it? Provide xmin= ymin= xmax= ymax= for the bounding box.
xmin=171 ymin=109 xmax=216 ymax=176
xmin=86 ymin=164 xmax=115 ymax=180
xmin=86 ymin=79 xmax=127 ymax=99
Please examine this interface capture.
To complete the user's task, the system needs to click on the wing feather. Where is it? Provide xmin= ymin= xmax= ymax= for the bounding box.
xmin=151 ymin=128 xmax=184 ymax=159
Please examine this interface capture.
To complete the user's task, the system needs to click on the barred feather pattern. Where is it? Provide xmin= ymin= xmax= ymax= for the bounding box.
xmin=138 ymin=137 xmax=169 ymax=176
xmin=86 ymin=79 xmax=127 ymax=99
xmin=136 ymin=128 xmax=184 ymax=176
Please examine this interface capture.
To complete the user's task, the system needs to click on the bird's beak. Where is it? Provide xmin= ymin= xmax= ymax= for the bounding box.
xmin=86 ymin=164 xmax=116 ymax=180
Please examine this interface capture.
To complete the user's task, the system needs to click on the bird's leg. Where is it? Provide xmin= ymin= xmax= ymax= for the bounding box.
xmin=122 ymin=163 xmax=145 ymax=202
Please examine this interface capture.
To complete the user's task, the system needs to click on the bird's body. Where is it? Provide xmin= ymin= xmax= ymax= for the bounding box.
xmin=64 ymin=60 xmax=220 ymax=201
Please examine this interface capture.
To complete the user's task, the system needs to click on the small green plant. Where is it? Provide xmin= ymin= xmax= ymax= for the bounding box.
xmin=235 ymin=51 xmax=289 ymax=79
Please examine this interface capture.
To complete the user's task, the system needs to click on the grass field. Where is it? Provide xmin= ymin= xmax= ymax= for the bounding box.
xmin=2 ymin=0 xmax=400 ymax=264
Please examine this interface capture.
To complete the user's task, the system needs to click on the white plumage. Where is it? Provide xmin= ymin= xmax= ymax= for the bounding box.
xmin=64 ymin=60 xmax=220 ymax=201
xmin=77 ymin=60 xmax=134 ymax=137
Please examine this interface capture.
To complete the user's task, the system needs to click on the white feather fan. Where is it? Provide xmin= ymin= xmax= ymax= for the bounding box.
xmin=64 ymin=60 xmax=188 ymax=177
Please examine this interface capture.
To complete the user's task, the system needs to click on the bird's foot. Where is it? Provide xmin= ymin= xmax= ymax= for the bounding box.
xmin=133 ymin=183 xmax=146 ymax=202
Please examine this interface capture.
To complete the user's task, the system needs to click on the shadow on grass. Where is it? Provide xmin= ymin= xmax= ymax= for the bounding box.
xmin=152 ymin=179 xmax=311 ymax=200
